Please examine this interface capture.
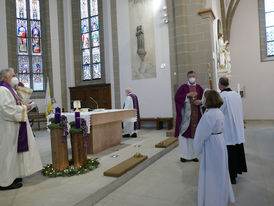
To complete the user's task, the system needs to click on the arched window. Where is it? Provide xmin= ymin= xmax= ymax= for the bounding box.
xmin=80 ymin=0 xmax=101 ymax=81
xmin=264 ymin=0 xmax=274 ymax=56
xmin=259 ymin=0 xmax=274 ymax=61
xmin=16 ymin=0 xmax=44 ymax=91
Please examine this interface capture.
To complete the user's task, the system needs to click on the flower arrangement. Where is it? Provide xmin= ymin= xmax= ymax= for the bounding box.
xmin=42 ymin=158 xmax=99 ymax=177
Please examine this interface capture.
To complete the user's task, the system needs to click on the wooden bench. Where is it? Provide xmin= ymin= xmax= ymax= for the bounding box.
xmin=140 ymin=117 xmax=173 ymax=130
xmin=28 ymin=113 xmax=47 ymax=130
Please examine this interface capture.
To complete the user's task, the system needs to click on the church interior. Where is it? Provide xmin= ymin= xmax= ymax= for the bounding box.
xmin=0 ymin=0 xmax=274 ymax=205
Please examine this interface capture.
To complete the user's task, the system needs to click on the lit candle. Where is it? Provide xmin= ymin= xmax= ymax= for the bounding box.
xmin=55 ymin=107 xmax=61 ymax=114
xmin=76 ymin=117 xmax=81 ymax=129
xmin=55 ymin=113 xmax=61 ymax=124
xmin=237 ymin=83 xmax=240 ymax=94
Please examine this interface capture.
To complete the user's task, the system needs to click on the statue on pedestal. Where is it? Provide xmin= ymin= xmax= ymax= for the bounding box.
xmin=217 ymin=33 xmax=231 ymax=77
xmin=136 ymin=25 xmax=147 ymax=61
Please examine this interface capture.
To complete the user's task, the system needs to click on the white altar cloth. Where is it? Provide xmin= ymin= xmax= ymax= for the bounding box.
xmin=47 ymin=109 xmax=136 ymax=134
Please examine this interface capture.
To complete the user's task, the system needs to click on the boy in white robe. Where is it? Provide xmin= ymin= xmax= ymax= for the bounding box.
xmin=194 ymin=90 xmax=235 ymax=206
xmin=0 ymin=68 xmax=42 ymax=190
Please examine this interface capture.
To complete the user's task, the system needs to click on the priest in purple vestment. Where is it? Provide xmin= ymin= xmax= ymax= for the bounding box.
xmin=0 ymin=68 xmax=42 ymax=190
xmin=123 ymin=88 xmax=141 ymax=138
xmin=175 ymin=71 xmax=204 ymax=162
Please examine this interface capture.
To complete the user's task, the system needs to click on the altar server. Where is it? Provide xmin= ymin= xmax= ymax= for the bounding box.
xmin=194 ymin=90 xmax=235 ymax=206
xmin=175 ymin=71 xmax=204 ymax=162
xmin=219 ymin=77 xmax=247 ymax=184
xmin=122 ymin=88 xmax=141 ymax=137
xmin=0 ymin=68 xmax=42 ymax=190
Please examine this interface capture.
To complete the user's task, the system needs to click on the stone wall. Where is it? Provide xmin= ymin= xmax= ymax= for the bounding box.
xmin=167 ymin=0 xmax=212 ymax=117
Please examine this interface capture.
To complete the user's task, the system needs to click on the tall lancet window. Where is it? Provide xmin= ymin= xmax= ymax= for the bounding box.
xmin=80 ymin=0 xmax=101 ymax=81
xmin=265 ymin=0 xmax=274 ymax=56
xmin=16 ymin=0 xmax=44 ymax=91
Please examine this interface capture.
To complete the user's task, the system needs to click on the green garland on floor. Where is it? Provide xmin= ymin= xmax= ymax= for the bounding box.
xmin=42 ymin=159 xmax=100 ymax=177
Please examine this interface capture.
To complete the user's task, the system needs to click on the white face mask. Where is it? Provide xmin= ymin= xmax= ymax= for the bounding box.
xmin=10 ymin=77 xmax=19 ymax=88
xmin=189 ymin=77 xmax=196 ymax=84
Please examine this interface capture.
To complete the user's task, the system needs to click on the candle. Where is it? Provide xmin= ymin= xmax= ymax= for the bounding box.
xmin=237 ymin=83 xmax=240 ymax=94
xmin=55 ymin=107 xmax=61 ymax=114
xmin=55 ymin=113 xmax=61 ymax=124
xmin=75 ymin=112 xmax=80 ymax=119
xmin=76 ymin=117 xmax=81 ymax=129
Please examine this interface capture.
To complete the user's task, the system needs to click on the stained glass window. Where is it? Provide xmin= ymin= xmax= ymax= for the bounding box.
xmin=83 ymin=65 xmax=92 ymax=80
xmin=81 ymin=18 xmax=89 ymax=33
xmin=17 ymin=19 xmax=28 ymax=37
xmin=92 ymin=31 xmax=100 ymax=47
xmin=90 ymin=16 xmax=99 ymax=31
xmin=18 ymin=56 xmax=29 ymax=73
xmin=92 ymin=47 xmax=100 ymax=63
xmin=265 ymin=0 xmax=274 ymax=56
xmin=90 ymin=0 xmax=98 ymax=16
xmin=29 ymin=0 xmax=40 ymax=20
xmin=19 ymin=74 xmax=31 ymax=88
xmin=16 ymin=0 xmax=44 ymax=91
xmin=82 ymin=49 xmax=90 ymax=65
xmin=80 ymin=0 xmax=101 ymax=80
xmin=16 ymin=0 xmax=27 ymax=19
xmin=93 ymin=63 xmax=101 ymax=79
xmin=82 ymin=33 xmax=90 ymax=49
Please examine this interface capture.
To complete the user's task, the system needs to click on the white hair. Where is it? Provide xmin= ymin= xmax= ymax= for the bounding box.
xmin=125 ymin=88 xmax=132 ymax=93
xmin=0 ymin=68 xmax=14 ymax=82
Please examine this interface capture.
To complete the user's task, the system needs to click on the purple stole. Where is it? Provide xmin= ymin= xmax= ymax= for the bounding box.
xmin=128 ymin=93 xmax=141 ymax=130
xmin=0 ymin=81 xmax=29 ymax=153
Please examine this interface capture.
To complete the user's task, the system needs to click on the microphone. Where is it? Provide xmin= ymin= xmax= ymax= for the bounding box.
xmin=89 ymin=97 xmax=98 ymax=109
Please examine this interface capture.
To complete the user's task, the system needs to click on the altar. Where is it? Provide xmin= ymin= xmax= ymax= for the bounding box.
xmin=48 ymin=109 xmax=137 ymax=154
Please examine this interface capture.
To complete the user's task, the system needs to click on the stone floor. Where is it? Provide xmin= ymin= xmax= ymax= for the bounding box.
xmin=95 ymin=121 xmax=274 ymax=206
xmin=0 ymin=121 xmax=274 ymax=206
xmin=0 ymin=129 xmax=172 ymax=206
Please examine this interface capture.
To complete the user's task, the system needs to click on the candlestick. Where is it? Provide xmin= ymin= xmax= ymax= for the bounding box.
xmin=55 ymin=107 xmax=61 ymax=114
xmin=55 ymin=113 xmax=61 ymax=124
xmin=76 ymin=117 xmax=81 ymax=129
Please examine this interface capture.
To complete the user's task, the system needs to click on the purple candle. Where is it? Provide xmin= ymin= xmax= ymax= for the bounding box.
xmin=55 ymin=113 xmax=61 ymax=124
xmin=76 ymin=117 xmax=81 ymax=129
xmin=55 ymin=107 xmax=61 ymax=114
xmin=75 ymin=112 xmax=80 ymax=119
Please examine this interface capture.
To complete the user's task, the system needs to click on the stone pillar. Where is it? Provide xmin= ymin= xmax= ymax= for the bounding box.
xmin=168 ymin=0 xmax=214 ymax=119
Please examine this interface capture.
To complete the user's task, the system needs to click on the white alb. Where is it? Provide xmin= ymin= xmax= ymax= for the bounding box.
xmin=194 ymin=108 xmax=235 ymax=206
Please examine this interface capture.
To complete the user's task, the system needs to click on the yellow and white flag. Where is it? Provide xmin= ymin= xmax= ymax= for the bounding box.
xmin=45 ymin=78 xmax=53 ymax=117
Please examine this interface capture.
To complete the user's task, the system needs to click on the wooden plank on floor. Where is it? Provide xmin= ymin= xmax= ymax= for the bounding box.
xmin=155 ymin=137 xmax=178 ymax=148
xmin=104 ymin=155 xmax=148 ymax=177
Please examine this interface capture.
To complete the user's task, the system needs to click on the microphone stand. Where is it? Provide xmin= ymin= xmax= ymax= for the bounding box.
xmin=89 ymin=97 xmax=99 ymax=109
